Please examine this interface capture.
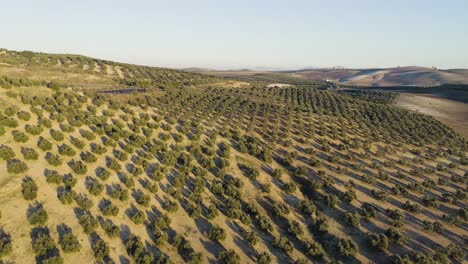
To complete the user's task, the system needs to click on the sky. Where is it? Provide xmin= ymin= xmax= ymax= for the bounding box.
xmin=1 ymin=0 xmax=468 ymax=70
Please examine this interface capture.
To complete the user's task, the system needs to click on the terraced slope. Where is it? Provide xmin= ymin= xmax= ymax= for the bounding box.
xmin=0 ymin=82 xmax=466 ymax=264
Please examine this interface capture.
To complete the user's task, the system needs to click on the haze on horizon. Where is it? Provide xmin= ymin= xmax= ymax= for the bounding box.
xmin=1 ymin=0 xmax=468 ymax=70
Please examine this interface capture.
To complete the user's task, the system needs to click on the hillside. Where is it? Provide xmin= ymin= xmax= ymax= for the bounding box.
xmin=290 ymin=67 xmax=468 ymax=87
xmin=0 ymin=81 xmax=468 ymax=263
xmin=0 ymin=49 xmax=226 ymax=91
xmin=0 ymin=51 xmax=467 ymax=264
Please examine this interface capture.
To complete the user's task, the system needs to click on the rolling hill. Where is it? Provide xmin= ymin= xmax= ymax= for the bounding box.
xmin=0 ymin=49 xmax=225 ymax=91
xmin=288 ymin=66 xmax=468 ymax=87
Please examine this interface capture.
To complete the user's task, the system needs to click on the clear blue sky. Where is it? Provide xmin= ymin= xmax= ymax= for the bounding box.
xmin=1 ymin=0 xmax=467 ymax=69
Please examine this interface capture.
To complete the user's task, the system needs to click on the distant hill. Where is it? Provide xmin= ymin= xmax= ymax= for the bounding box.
xmin=289 ymin=66 xmax=468 ymax=87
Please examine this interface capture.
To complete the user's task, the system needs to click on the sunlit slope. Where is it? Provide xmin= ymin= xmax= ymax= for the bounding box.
xmin=0 ymin=48 xmax=223 ymax=90
xmin=0 ymin=83 xmax=466 ymax=264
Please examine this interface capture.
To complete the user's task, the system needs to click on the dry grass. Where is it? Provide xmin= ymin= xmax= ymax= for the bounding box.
xmin=395 ymin=93 xmax=468 ymax=138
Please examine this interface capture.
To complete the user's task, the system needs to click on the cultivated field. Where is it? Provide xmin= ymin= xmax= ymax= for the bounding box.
xmin=0 ymin=49 xmax=466 ymax=264
xmin=395 ymin=93 xmax=468 ymax=138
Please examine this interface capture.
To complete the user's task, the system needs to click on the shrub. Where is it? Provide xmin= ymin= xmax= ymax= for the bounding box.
xmin=423 ymin=220 xmax=444 ymax=233
xmin=245 ymin=214 xmax=257 ymax=227
xmin=78 ymin=213 xmax=98 ymax=234
xmin=152 ymin=228 xmax=167 ymax=247
xmin=101 ymin=219 xmax=120 ymax=238
xmin=100 ymin=199 xmax=119 ymax=216
xmin=92 ymin=236 xmax=110 ymax=262
xmin=238 ymin=163 xmax=259 ymax=180
xmin=297 ymin=199 xmax=316 ymax=215
xmin=108 ymin=185 xmax=128 ymax=201
xmin=342 ymin=211 xmax=360 ymax=227
xmin=154 ymin=214 xmax=172 ymax=230
xmin=371 ymin=189 xmax=389 ymax=201
xmin=144 ymin=181 xmax=158 ymax=193
xmin=68 ymin=160 xmax=87 ymax=175
xmin=70 ymin=137 xmax=85 ymax=150
xmin=17 ymin=111 xmax=31 ymax=121
xmin=22 ymin=177 xmax=38 ymax=200
xmin=342 ymin=189 xmax=357 ymax=203
xmin=403 ymin=201 xmax=421 ymax=214
xmin=3 ymin=107 xmax=15 ymax=117
xmin=121 ymin=174 xmax=135 ymax=188
xmin=59 ymin=144 xmax=76 ymax=156
xmin=113 ymin=149 xmax=128 ymax=161
xmin=444 ymin=243 xmax=465 ymax=262
xmin=337 ymin=238 xmax=358 ymax=257
xmin=38 ymin=118 xmax=52 ymax=128
xmin=86 ymin=177 xmax=103 ymax=196
xmin=257 ymin=252 xmax=272 ymax=264
xmin=245 ymin=231 xmax=259 ymax=246
xmin=27 ymin=204 xmax=48 ymax=225
xmin=79 ymin=151 xmax=96 ymax=164
xmin=12 ymin=130 xmax=29 ymax=142
xmin=257 ymin=215 xmax=273 ymax=232
xmin=360 ymin=203 xmax=377 ymax=220
xmin=7 ymin=159 xmax=28 ymax=173
xmin=422 ymin=195 xmax=440 ymax=208
xmin=21 ymin=147 xmax=38 ymax=160
xmin=37 ymin=137 xmax=52 ymax=151
xmin=369 ymin=233 xmax=389 ymax=251
xmin=287 ymin=220 xmax=303 ymax=237
xmin=1 ymin=118 xmax=18 ymax=128
xmin=45 ymin=152 xmax=62 ymax=166
xmin=91 ymin=143 xmax=107 ymax=155
xmin=206 ymin=204 xmax=219 ymax=220
xmin=283 ymin=182 xmax=297 ymax=193
xmin=272 ymin=202 xmax=290 ymax=217
xmin=0 ymin=228 xmax=12 ymax=257
xmin=50 ymin=129 xmax=64 ymax=141
xmin=44 ymin=169 xmax=63 ymax=184
xmin=74 ymin=193 xmax=93 ymax=210
xmin=385 ymin=228 xmax=406 ymax=245
xmin=106 ymin=157 xmax=121 ymax=171
xmin=31 ymin=232 xmax=56 ymax=256
xmin=270 ymin=168 xmax=282 ymax=179
xmin=0 ymin=145 xmax=15 ymax=160
xmin=136 ymin=193 xmax=151 ymax=207
xmin=80 ymin=129 xmax=96 ymax=141
xmin=387 ymin=209 xmax=405 ymax=227
xmin=207 ymin=225 xmax=226 ymax=241
xmin=95 ymin=167 xmax=110 ymax=181
xmin=130 ymin=209 xmax=146 ymax=224
xmin=125 ymin=235 xmax=154 ymax=263
xmin=188 ymin=252 xmax=204 ymax=264
xmin=273 ymin=236 xmax=293 ymax=253
xmin=217 ymin=249 xmax=240 ymax=264
xmin=321 ymin=193 xmax=337 ymax=207
xmin=57 ymin=187 xmax=76 ymax=204
xmin=305 ymin=241 xmax=324 ymax=258
xmin=58 ymin=228 xmax=81 ymax=253
xmin=62 ymin=173 xmax=77 ymax=188
xmin=25 ymin=124 xmax=43 ymax=135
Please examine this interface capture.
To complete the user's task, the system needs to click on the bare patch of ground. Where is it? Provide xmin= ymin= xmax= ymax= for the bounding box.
xmin=293 ymin=66 xmax=468 ymax=87
xmin=266 ymin=83 xmax=292 ymax=88
xmin=395 ymin=93 xmax=468 ymax=138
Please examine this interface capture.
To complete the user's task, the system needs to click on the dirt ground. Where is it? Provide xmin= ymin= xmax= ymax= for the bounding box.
xmin=395 ymin=93 xmax=468 ymax=138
